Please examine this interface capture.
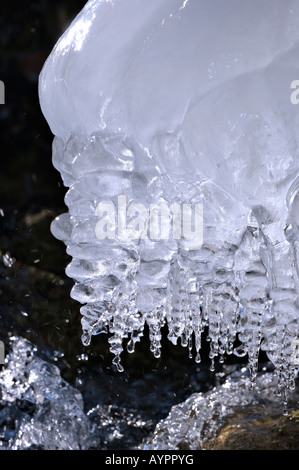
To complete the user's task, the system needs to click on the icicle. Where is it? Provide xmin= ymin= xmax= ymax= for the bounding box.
xmin=39 ymin=0 xmax=299 ymax=401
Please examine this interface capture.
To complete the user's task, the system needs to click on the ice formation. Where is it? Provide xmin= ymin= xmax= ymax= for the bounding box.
xmin=39 ymin=0 xmax=299 ymax=393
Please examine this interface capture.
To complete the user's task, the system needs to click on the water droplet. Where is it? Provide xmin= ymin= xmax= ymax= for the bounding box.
xmin=126 ymin=339 xmax=135 ymax=354
xmin=112 ymin=355 xmax=124 ymax=373
xmin=233 ymin=345 xmax=247 ymax=357
xmin=153 ymin=349 xmax=161 ymax=359
xmin=81 ymin=332 xmax=91 ymax=346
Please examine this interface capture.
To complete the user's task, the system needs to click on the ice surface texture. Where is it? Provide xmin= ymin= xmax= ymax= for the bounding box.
xmin=39 ymin=0 xmax=299 ymax=390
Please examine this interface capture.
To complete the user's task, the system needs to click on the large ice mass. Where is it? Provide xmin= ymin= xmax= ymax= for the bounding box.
xmin=39 ymin=0 xmax=299 ymax=396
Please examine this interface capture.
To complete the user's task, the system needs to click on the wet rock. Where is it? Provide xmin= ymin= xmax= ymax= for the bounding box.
xmin=143 ymin=369 xmax=299 ymax=450
xmin=204 ymin=407 xmax=299 ymax=450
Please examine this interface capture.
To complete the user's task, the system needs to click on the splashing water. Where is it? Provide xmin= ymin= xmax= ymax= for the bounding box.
xmin=0 ymin=337 xmax=99 ymax=450
xmin=39 ymin=0 xmax=299 ymax=394
xmin=142 ymin=367 xmax=299 ymax=450
xmin=1 ymin=337 xmax=297 ymax=449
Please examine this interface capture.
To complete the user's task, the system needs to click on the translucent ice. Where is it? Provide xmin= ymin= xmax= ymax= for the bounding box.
xmin=39 ymin=0 xmax=299 ymax=390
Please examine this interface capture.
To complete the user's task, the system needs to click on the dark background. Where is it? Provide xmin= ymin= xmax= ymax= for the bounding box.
xmin=0 ymin=0 xmax=93 ymax=369
xmin=0 ymin=1 xmax=87 ymax=212
xmin=0 ymin=1 xmax=252 ymax=441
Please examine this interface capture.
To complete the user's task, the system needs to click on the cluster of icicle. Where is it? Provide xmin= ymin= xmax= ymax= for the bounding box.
xmin=39 ymin=0 xmax=299 ymax=399
xmin=51 ymin=131 xmax=299 ymax=404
